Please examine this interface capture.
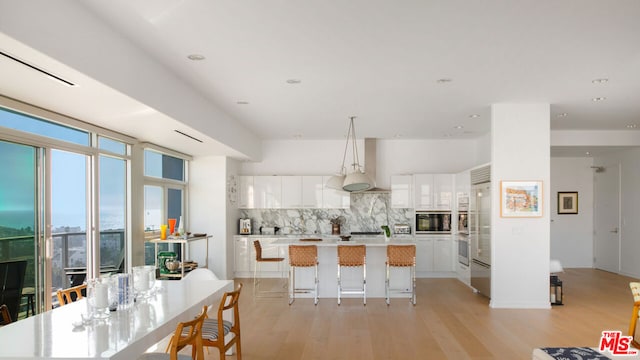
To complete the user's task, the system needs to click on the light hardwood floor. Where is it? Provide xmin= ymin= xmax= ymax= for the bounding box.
xmin=216 ymin=269 xmax=638 ymax=360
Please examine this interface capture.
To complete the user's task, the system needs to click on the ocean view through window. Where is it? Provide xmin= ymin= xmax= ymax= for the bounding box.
xmin=1 ymin=102 xmax=132 ymax=314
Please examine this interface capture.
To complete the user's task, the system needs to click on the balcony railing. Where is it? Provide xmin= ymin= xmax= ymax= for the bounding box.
xmin=0 ymin=230 xmax=125 ymax=293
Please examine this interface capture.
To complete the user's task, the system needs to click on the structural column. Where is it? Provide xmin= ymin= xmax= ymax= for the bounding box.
xmin=490 ymin=104 xmax=551 ymax=308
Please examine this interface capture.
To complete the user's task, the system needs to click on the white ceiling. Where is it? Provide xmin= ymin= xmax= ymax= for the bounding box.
xmin=1 ymin=1 xmax=640 ymax=158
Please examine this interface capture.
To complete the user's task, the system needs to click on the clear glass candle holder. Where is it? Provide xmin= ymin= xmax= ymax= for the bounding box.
xmin=87 ymin=277 xmax=111 ymax=319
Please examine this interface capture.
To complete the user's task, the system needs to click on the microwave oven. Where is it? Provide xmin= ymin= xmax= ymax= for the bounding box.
xmin=415 ymin=211 xmax=451 ymax=234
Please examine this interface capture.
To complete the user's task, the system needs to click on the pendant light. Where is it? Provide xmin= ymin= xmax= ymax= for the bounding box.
xmin=325 ymin=119 xmax=351 ymax=190
xmin=332 ymin=116 xmax=374 ymax=192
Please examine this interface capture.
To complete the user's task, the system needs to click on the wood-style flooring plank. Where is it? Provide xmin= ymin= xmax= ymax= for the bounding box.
xmin=199 ymin=269 xmax=639 ymax=359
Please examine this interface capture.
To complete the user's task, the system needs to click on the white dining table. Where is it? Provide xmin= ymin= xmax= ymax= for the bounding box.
xmin=0 ymin=279 xmax=234 ymax=359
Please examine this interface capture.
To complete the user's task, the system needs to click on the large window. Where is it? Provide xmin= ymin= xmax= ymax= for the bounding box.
xmin=99 ymin=155 xmax=126 ymax=271
xmin=144 ymin=149 xmax=184 ymax=181
xmin=0 ymin=140 xmax=36 ymax=308
xmin=0 ymin=107 xmax=89 ymax=146
xmin=143 ymin=148 xmax=188 ymax=265
xmin=0 ymin=103 xmax=132 ymax=315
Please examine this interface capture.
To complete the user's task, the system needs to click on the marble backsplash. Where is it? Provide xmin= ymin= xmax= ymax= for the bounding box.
xmin=239 ymin=192 xmax=412 ymax=235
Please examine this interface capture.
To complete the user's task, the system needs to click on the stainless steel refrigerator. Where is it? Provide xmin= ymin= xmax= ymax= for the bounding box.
xmin=470 ymin=170 xmax=491 ymax=298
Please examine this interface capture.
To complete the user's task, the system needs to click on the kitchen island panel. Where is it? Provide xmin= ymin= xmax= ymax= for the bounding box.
xmin=272 ymin=238 xmax=414 ymax=298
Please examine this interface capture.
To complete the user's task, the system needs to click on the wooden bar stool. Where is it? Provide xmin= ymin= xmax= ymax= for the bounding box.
xmin=337 ymin=245 xmax=366 ymax=305
xmin=253 ymin=240 xmax=286 ymax=297
xmin=288 ymin=245 xmax=319 ymax=305
xmin=385 ymin=244 xmax=416 ymax=305
xmin=629 ymin=282 xmax=640 ymax=349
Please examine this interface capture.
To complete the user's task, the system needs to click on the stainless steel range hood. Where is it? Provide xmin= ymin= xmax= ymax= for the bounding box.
xmin=363 ymin=138 xmax=389 ymax=193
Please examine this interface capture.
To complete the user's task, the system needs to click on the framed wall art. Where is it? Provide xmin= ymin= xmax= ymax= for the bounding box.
xmin=500 ymin=180 xmax=543 ymax=218
xmin=557 ymin=191 xmax=578 ymax=214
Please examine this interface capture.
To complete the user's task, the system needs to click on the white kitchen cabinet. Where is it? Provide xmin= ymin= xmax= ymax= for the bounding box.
xmin=302 ymin=176 xmax=323 ymax=208
xmin=238 ymin=176 xmax=254 ymax=209
xmin=433 ymin=236 xmax=454 ymax=272
xmin=455 ymin=170 xmax=470 ymax=210
xmin=415 ymin=235 xmax=454 ymax=276
xmin=281 ymin=176 xmax=303 ymax=208
xmin=322 ymin=176 xmax=350 ymax=208
xmin=253 ymin=176 xmax=282 ymax=209
xmin=234 ymin=236 xmax=253 ymax=277
xmin=414 ymin=174 xmax=453 ymax=210
xmin=433 ymin=174 xmax=454 ymax=210
xmin=391 ymin=175 xmax=413 ymax=208
xmin=414 ymin=174 xmax=433 ymax=210
xmin=415 ymin=238 xmax=433 ymax=273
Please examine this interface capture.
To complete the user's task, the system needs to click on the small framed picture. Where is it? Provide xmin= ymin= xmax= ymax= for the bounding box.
xmin=557 ymin=192 xmax=578 ymax=214
xmin=500 ymin=180 xmax=543 ymax=218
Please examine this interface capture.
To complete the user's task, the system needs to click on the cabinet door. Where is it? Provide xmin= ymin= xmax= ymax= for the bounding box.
xmin=238 ymin=176 xmax=254 ymax=209
xmin=234 ymin=237 xmax=252 ymax=274
xmin=391 ymin=175 xmax=413 ymax=208
xmin=415 ymin=238 xmax=433 ymax=272
xmin=302 ymin=176 xmax=323 ymax=208
xmin=322 ymin=176 xmax=350 ymax=208
xmin=433 ymin=174 xmax=453 ymax=210
xmin=455 ymin=170 xmax=470 ymax=211
xmin=414 ymin=174 xmax=433 ymax=210
xmin=281 ymin=176 xmax=303 ymax=208
xmin=433 ymin=236 xmax=453 ymax=271
xmin=253 ymin=176 xmax=282 ymax=209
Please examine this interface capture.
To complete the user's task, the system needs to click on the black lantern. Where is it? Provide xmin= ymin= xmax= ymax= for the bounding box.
xmin=550 ymin=275 xmax=563 ymax=305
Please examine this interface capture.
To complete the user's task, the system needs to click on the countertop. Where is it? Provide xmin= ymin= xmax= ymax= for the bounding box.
xmin=271 ymin=237 xmax=416 ymax=246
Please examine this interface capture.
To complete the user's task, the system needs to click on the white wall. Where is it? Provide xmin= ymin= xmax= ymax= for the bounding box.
xmin=595 ymin=149 xmax=640 ymax=278
xmin=241 ymin=138 xmax=484 ymax=188
xmin=190 ymin=156 xmax=231 ymax=279
xmin=491 ymin=103 xmax=550 ymax=309
xmin=550 ymin=157 xmax=594 ymax=267
xmin=376 ymin=139 xmax=481 ymax=188
xmin=475 ymin=133 xmax=491 ymax=165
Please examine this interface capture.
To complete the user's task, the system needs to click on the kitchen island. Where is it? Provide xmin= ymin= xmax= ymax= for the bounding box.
xmin=270 ymin=237 xmax=416 ymax=299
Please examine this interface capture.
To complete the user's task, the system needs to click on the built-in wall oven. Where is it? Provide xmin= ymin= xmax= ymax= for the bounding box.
xmin=458 ymin=235 xmax=469 ymax=266
xmin=415 ymin=211 xmax=451 ymax=234
xmin=458 ymin=211 xmax=468 ymax=234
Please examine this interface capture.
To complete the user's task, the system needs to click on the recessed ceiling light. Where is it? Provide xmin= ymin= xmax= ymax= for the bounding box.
xmin=556 ymin=113 xmax=568 ymax=118
xmin=286 ymin=79 xmax=302 ymax=84
xmin=585 ymin=151 xmax=591 ymax=156
xmin=236 ymin=101 xmax=249 ymax=105
xmin=469 ymin=114 xmax=480 ymax=118
xmin=592 ymin=78 xmax=609 ymax=84
xmin=592 ymin=97 xmax=607 ymax=102
xmin=626 ymin=124 xmax=637 ymax=129
xmin=436 ymin=78 xmax=452 ymax=83
xmin=187 ymin=54 xmax=205 ymax=61
xmin=454 ymin=125 xmax=464 ymax=129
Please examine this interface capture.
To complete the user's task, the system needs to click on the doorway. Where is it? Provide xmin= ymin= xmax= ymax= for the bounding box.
xmin=593 ymin=163 xmax=621 ymax=273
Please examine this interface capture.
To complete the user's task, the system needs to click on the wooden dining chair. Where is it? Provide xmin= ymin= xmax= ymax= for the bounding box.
xmin=629 ymin=282 xmax=640 ymax=349
xmin=0 ymin=304 xmax=12 ymax=325
xmin=56 ymin=283 xmax=87 ymax=306
xmin=139 ymin=305 xmax=207 ymax=360
xmin=200 ymin=283 xmax=243 ymax=360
